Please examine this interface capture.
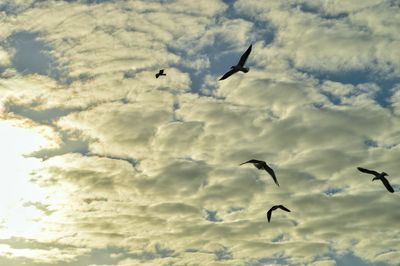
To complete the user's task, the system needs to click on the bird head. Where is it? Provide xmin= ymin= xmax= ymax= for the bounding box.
xmin=382 ymin=172 xmax=388 ymax=176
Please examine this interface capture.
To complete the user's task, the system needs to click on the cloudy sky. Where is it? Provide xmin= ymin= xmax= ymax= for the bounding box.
xmin=0 ymin=0 xmax=399 ymax=265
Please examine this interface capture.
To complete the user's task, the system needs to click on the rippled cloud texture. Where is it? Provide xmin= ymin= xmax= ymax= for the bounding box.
xmin=0 ymin=0 xmax=399 ymax=265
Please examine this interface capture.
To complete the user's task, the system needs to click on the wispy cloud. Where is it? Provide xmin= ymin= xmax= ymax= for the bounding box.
xmin=0 ymin=1 xmax=399 ymax=265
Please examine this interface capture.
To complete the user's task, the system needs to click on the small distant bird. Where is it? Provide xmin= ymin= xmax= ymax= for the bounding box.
xmin=219 ymin=44 xmax=252 ymax=80
xmin=240 ymin=159 xmax=279 ymax=186
xmin=357 ymin=167 xmax=394 ymax=193
xmin=155 ymin=69 xmax=166 ymax=78
xmin=267 ymin=205 xmax=291 ymax=223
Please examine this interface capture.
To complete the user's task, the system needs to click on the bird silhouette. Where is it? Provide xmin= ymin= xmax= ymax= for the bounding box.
xmin=357 ymin=167 xmax=394 ymax=193
xmin=267 ymin=205 xmax=291 ymax=223
xmin=219 ymin=44 xmax=252 ymax=80
xmin=240 ymin=159 xmax=279 ymax=186
xmin=155 ymin=69 xmax=166 ymax=78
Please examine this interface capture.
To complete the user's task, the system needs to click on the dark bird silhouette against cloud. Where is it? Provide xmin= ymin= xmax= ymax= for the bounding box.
xmin=219 ymin=44 xmax=252 ymax=80
xmin=155 ymin=69 xmax=166 ymax=78
xmin=240 ymin=159 xmax=279 ymax=186
xmin=267 ymin=205 xmax=291 ymax=223
xmin=357 ymin=167 xmax=395 ymax=193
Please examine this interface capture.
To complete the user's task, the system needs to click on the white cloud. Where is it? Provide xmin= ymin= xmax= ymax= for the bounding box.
xmin=235 ymin=0 xmax=400 ymax=76
xmin=0 ymin=0 xmax=399 ymax=265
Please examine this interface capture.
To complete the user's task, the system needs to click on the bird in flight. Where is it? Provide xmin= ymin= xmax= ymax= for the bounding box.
xmin=219 ymin=44 xmax=252 ymax=80
xmin=155 ymin=69 xmax=166 ymax=78
xmin=357 ymin=167 xmax=395 ymax=193
xmin=240 ymin=159 xmax=279 ymax=186
xmin=267 ymin=205 xmax=291 ymax=223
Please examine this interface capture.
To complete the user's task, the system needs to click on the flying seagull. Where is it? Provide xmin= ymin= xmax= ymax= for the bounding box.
xmin=267 ymin=205 xmax=291 ymax=223
xmin=240 ymin=159 xmax=279 ymax=186
xmin=357 ymin=167 xmax=394 ymax=193
xmin=155 ymin=69 xmax=166 ymax=78
xmin=219 ymin=44 xmax=252 ymax=80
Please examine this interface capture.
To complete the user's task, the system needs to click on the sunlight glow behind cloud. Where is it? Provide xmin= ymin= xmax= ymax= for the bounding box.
xmin=0 ymin=1 xmax=399 ymax=265
xmin=0 ymin=121 xmax=50 ymax=238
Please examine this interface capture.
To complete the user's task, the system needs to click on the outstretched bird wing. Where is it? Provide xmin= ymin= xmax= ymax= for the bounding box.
xmin=357 ymin=167 xmax=379 ymax=176
xmin=267 ymin=205 xmax=290 ymax=223
xmin=238 ymin=44 xmax=252 ymax=66
xmin=219 ymin=68 xmax=239 ymax=80
xmin=277 ymin=205 xmax=291 ymax=212
xmin=263 ymin=162 xmax=279 ymax=186
xmin=240 ymin=159 xmax=262 ymax=165
xmin=266 ymin=208 xmax=273 ymax=223
xmin=380 ymin=176 xmax=395 ymax=193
